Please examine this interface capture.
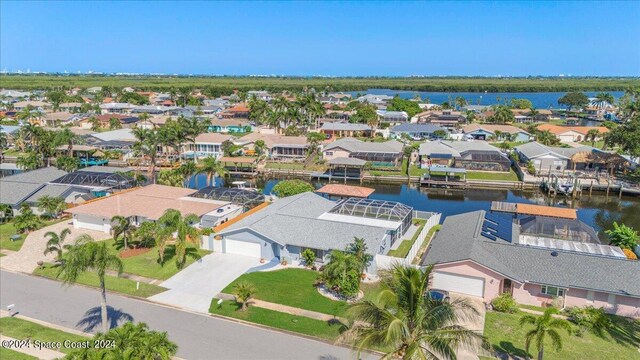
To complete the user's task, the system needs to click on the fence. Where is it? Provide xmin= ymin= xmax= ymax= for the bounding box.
xmin=374 ymin=212 xmax=441 ymax=272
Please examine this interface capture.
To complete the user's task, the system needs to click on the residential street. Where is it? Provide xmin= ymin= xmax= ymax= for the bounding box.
xmin=0 ymin=271 xmax=361 ymax=360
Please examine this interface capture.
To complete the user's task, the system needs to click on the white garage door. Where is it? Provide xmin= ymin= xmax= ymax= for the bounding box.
xmin=225 ymin=239 xmax=262 ymax=258
xmin=432 ymin=272 xmax=485 ymax=297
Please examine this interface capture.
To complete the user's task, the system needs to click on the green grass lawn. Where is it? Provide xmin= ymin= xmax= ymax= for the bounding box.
xmin=0 ymin=317 xmax=88 ymax=355
xmin=104 ymin=239 xmax=211 ymax=280
xmin=412 ymin=225 xmax=440 ymax=264
xmin=33 ymin=263 xmax=166 ymax=298
xmin=0 ymin=222 xmax=25 ymax=251
xmin=409 ymin=165 xmax=428 ymax=177
xmin=222 ymin=268 xmax=349 ymax=316
xmin=483 ymin=310 xmax=640 ymax=360
xmin=264 ymin=162 xmax=305 ymax=170
xmin=466 ymin=169 xmax=519 ymax=181
xmin=0 ymin=347 xmax=37 ymax=360
xmin=209 ymin=298 xmax=343 ymax=341
xmin=387 ymin=219 xmax=426 ymax=258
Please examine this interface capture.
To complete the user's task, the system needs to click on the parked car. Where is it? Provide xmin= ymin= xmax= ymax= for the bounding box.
xmin=426 ymin=289 xmax=450 ymax=302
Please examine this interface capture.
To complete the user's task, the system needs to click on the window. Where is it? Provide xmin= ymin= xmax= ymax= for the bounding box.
xmin=541 ymin=285 xmax=565 ymax=297
xmin=325 ymin=151 xmax=333 ymax=156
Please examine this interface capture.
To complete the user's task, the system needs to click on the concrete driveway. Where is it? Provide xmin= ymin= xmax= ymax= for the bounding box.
xmin=149 ymin=252 xmax=259 ymax=312
xmin=0 ymin=219 xmax=111 ymax=273
xmin=449 ymin=293 xmax=487 ymax=360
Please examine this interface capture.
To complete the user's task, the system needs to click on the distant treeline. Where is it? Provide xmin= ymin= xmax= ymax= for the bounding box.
xmin=1 ymin=74 xmax=638 ymax=94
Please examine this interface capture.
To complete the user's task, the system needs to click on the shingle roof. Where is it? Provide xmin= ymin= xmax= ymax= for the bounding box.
xmin=320 ymin=123 xmax=372 ymax=131
xmin=218 ymin=192 xmax=388 ymax=254
xmin=0 ymin=167 xmax=68 ymax=206
xmin=423 ymin=211 xmax=640 ymax=297
xmin=324 ymin=138 xmax=404 ymax=153
xmin=328 ymin=157 xmax=367 ymax=166
xmin=463 ymin=124 xmax=530 ymax=135
xmin=391 ymin=123 xmax=447 ymax=133
xmin=23 ymin=184 xmax=75 ymax=204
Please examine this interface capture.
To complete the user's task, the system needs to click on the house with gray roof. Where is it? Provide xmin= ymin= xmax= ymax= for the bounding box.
xmin=213 ymin=192 xmax=416 ymax=272
xmin=422 ymin=210 xmax=640 ymax=318
xmin=320 ymin=122 xmax=373 ymax=137
xmin=323 ymin=138 xmax=404 ymax=166
xmin=419 ymin=140 xmax=511 ymax=172
xmin=390 ymin=123 xmax=448 ymax=140
xmin=514 ymin=142 xmax=623 ymax=173
xmin=0 ymin=167 xmax=85 ymax=215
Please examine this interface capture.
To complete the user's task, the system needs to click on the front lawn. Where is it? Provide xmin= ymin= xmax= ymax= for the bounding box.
xmin=0 ymin=222 xmax=25 ymax=251
xmin=209 ymin=298 xmax=343 ymax=340
xmin=483 ymin=310 xmax=640 ymax=360
xmin=0 ymin=347 xmax=36 ymax=360
xmin=105 ymin=240 xmax=211 ymax=280
xmin=222 ymin=268 xmax=349 ymax=316
xmin=0 ymin=317 xmax=88 ymax=354
xmin=33 ymin=263 xmax=167 ymax=298
xmin=466 ymin=169 xmax=519 ymax=181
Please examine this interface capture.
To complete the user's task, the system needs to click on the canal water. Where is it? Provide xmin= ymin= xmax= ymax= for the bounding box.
xmin=259 ymin=179 xmax=640 ymax=243
xmin=346 ymin=90 xmax=624 ymax=109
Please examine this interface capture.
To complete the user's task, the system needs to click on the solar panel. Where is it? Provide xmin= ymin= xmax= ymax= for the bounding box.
xmin=483 ymin=212 xmax=513 ymax=242
xmin=482 ymin=232 xmax=497 ymax=241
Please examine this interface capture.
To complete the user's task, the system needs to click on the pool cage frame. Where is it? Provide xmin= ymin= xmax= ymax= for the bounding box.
xmin=190 ymin=186 xmax=265 ymax=208
xmin=51 ymin=171 xmax=136 ymax=190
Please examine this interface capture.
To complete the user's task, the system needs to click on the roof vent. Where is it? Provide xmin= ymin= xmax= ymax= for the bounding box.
xmin=551 ymin=251 xmax=559 ymax=257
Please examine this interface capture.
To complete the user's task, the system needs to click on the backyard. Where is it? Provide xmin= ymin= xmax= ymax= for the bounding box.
xmin=483 ymin=310 xmax=640 ymax=360
xmin=387 ymin=219 xmax=426 ymax=258
xmin=409 ymin=166 xmax=519 ymax=182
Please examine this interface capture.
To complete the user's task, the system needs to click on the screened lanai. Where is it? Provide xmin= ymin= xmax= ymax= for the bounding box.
xmin=190 ymin=186 xmax=265 ymax=208
xmin=51 ymin=171 xmax=136 ymax=190
xmin=327 ymin=197 xmax=413 ymax=242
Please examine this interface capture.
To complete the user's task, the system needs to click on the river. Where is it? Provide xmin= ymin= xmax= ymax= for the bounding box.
xmin=347 ymin=89 xmax=624 ymax=109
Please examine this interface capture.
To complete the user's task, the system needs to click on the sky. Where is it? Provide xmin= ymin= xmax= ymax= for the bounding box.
xmin=1 ymin=1 xmax=639 ymax=76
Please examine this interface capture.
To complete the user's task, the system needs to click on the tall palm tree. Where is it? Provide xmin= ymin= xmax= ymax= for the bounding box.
xmin=594 ymin=92 xmax=614 ymax=106
xmin=55 ymin=128 xmax=77 ymax=157
xmin=178 ymin=116 xmax=208 ymax=164
xmin=44 ymin=228 xmax=71 ymax=263
xmin=158 ymin=209 xmax=200 ymax=269
xmin=586 ymin=129 xmax=600 ymax=146
xmin=133 ymin=127 xmax=160 ymax=182
xmin=341 ymin=264 xmax=486 ymax=359
xmin=195 ymin=156 xmax=228 ymax=187
xmin=58 ymin=234 xmax=123 ymax=333
xmin=536 ymin=130 xmax=560 ymax=146
xmin=454 ymin=96 xmax=467 ymax=110
xmin=519 ymin=308 xmax=572 ymax=360
xmin=233 ymin=281 xmax=257 ymax=311
xmin=111 ymin=215 xmax=134 ymax=249
xmin=16 ymin=151 xmax=43 ymax=170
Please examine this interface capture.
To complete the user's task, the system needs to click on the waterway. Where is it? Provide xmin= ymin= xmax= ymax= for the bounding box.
xmin=347 ymin=89 xmax=624 ymax=109
xmin=259 ymin=179 xmax=639 ymax=243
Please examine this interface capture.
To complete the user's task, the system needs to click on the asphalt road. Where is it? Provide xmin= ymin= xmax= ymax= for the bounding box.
xmin=0 ymin=271 xmax=361 ymax=360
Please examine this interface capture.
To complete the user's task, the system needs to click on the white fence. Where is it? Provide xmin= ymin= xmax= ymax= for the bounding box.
xmin=375 ymin=212 xmax=442 ymax=272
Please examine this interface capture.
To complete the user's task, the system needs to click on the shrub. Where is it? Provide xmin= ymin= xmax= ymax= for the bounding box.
xmin=526 ymin=161 xmax=536 ymax=175
xmin=271 ymin=180 xmax=314 ymax=197
xmin=491 ymin=293 xmax=518 ymax=313
xmin=301 ymin=248 xmax=316 ymax=267
xmin=567 ymin=306 xmax=612 ymax=334
xmin=623 ymin=248 xmax=638 ymax=260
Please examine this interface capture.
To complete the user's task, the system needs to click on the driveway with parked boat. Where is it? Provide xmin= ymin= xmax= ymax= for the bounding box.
xmin=149 ymin=252 xmax=259 ymax=312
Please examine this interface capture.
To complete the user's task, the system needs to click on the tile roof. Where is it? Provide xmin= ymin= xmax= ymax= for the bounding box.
xmin=195 ymin=133 xmax=235 ymax=144
xmin=66 ymin=184 xmax=225 ymax=220
xmin=537 ymin=124 xmax=609 ymax=136
xmin=315 ymin=184 xmax=375 ymax=198
xmin=391 ymin=123 xmax=447 ymax=133
xmin=463 ymin=124 xmax=530 ymax=135
xmin=419 ymin=140 xmax=502 ymax=156
xmin=320 ymin=123 xmax=372 ymax=131
xmin=423 ymin=211 xmax=640 ymax=297
xmin=237 ymin=133 xmax=309 ymax=148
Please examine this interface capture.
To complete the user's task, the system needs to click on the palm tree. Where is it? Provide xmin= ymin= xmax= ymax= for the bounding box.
xmin=594 ymin=92 xmax=614 ymax=106
xmin=536 ymin=130 xmax=560 ymax=146
xmin=233 ymin=281 xmax=257 ymax=311
xmin=158 ymin=209 xmax=200 ymax=269
xmin=133 ymin=127 xmax=160 ymax=182
xmin=157 ymin=169 xmax=184 ymax=187
xmin=253 ymin=140 xmax=267 ymax=157
xmin=586 ymin=129 xmax=600 ymax=146
xmin=88 ymin=322 xmax=178 ymax=359
xmin=195 ymin=156 xmax=228 ymax=187
xmin=44 ymin=228 xmax=71 ymax=263
xmin=54 ymin=128 xmax=77 ymax=157
xmin=89 ymin=116 xmax=101 ymax=131
xmin=491 ymin=106 xmax=515 ymax=124
xmin=519 ymin=308 xmax=572 ymax=360
xmin=178 ymin=116 xmax=208 ymax=164
xmin=55 ymin=155 xmax=80 ymax=172
xmin=454 ymin=96 xmax=467 ymax=110
xmin=111 ymin=215 xmax=134 ymax=249
xmin=346 ymin=237 xmax=373 ymax=273
xmin=37 ymin=195 xmax=66 ymax=219
xmin=177 ymin=160 xmax=198 ymax=188
xmin=13 ymin=203 xmax=41 ymax=233
xmin=341 ymin=264 xmax=486 ymax=358
xmin=57 ymin=234 xmax=123 ymax=333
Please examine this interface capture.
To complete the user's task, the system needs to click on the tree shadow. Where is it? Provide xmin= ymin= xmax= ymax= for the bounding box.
xmin=599 ymin=315 xmax=640 ymax=348
xmin=76 ymin=306 xmax=134 ymax=332
xmin=158 ymin=245 xmax=201 ymax=266
xmin=495 ymin=341 xmax=529 ymax=358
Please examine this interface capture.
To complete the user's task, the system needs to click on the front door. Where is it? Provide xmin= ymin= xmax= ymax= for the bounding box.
xmin=502 ymin=279 xmax=513 ymax=294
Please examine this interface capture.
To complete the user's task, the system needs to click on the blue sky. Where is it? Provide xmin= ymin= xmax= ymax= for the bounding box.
xmin=1 ymin=1 xmax=639 ymax=76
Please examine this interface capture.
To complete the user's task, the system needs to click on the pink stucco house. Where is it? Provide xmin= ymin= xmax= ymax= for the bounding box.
xmin=422 ymin=210 xmax=640 ymax=319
